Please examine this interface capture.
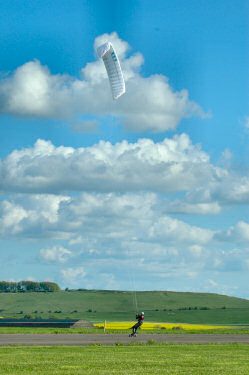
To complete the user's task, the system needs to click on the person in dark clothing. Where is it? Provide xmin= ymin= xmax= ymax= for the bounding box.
xmin=129 ymin=312 xmax=144 ymax=337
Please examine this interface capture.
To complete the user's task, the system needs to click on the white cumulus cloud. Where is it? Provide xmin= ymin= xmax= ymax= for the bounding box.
xmin=149 ymin=216 xmax=213 ymax=245
xmin=0 ymin=194 xmax=71 ymax=239
xmin=61 ymin=266 xmax=86 ymax=286
xmin=0 ymin=32 xmax=206 ymax=132
xmin=0 ymin=192 xmax=215 ymax=251
xmin=39 ymin=245 xmax=72 ymax=264
xmin=0 ymin=134 xmax=218 ymax=194
xmin=215 ymin=221 xmax=249 ymax=243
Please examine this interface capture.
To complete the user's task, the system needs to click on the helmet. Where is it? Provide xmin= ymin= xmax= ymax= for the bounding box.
xmin=141 ymin=312 xmax=144 ymax=315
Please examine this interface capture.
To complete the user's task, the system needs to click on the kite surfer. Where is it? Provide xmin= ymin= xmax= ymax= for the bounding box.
xmin=129 ymin=312 xmax=144 ymax=337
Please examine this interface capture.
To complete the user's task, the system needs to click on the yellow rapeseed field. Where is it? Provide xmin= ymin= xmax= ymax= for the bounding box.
xmin=94 ymin=322 xmax=231 ymax=330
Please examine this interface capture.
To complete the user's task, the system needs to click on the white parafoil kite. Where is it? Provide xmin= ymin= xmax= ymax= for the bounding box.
xmin=97 ymin=42 xmax=126 ymax=100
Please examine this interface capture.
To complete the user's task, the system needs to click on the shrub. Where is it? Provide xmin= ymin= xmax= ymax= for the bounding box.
xmin=49 ymin=314 xmax=57 ymax=320
xmin=147 ymin=339 xmax=155 ymax=345
xmin=172 ymin=325 xmax=184 ymax=331
xmin=24 ymin=314 xmax=34 ymax=320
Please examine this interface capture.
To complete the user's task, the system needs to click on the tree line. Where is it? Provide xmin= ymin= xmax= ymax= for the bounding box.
xmin=0 ymin=281 xmax=60 ymax=293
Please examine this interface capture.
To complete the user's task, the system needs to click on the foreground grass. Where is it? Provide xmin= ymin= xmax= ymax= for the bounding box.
xmin=0 ymin=344 xmax=248 ymax=374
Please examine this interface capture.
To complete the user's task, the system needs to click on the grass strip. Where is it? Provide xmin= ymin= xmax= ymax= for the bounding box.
xmin=0 ymin=327 xmax=249 ymax=334
xmin=0 ymin=344 xmax=248 ymax=374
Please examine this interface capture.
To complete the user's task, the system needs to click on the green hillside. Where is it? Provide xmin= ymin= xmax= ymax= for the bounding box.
xmin=0 ymin=290 xmax=248 ymax=324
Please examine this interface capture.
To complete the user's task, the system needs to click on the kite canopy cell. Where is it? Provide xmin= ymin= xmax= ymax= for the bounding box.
xmin=97 ymin=42 xmax=126 ymax=100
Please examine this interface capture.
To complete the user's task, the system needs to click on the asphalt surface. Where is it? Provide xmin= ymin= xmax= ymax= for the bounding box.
xmin=0 ymin=334 xmax=248 ymax=346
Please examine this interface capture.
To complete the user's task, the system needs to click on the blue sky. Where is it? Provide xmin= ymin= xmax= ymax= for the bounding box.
xmin=0 ymin=0 xmax=249 ymax=298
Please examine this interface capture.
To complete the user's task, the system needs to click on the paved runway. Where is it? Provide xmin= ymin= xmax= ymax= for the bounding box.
xmin=0 ymin=334 xmax=248 ymax=346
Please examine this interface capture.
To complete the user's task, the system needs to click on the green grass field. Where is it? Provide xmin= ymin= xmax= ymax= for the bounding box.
xmin=0 ymin=290 xmax=249 ymax=324
xmin=0 ymin=344 xmax=248 ymax=374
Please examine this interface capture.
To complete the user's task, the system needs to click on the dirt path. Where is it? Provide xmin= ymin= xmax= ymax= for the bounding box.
xmin=0 ymin=334 xmax=248 ymax=346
